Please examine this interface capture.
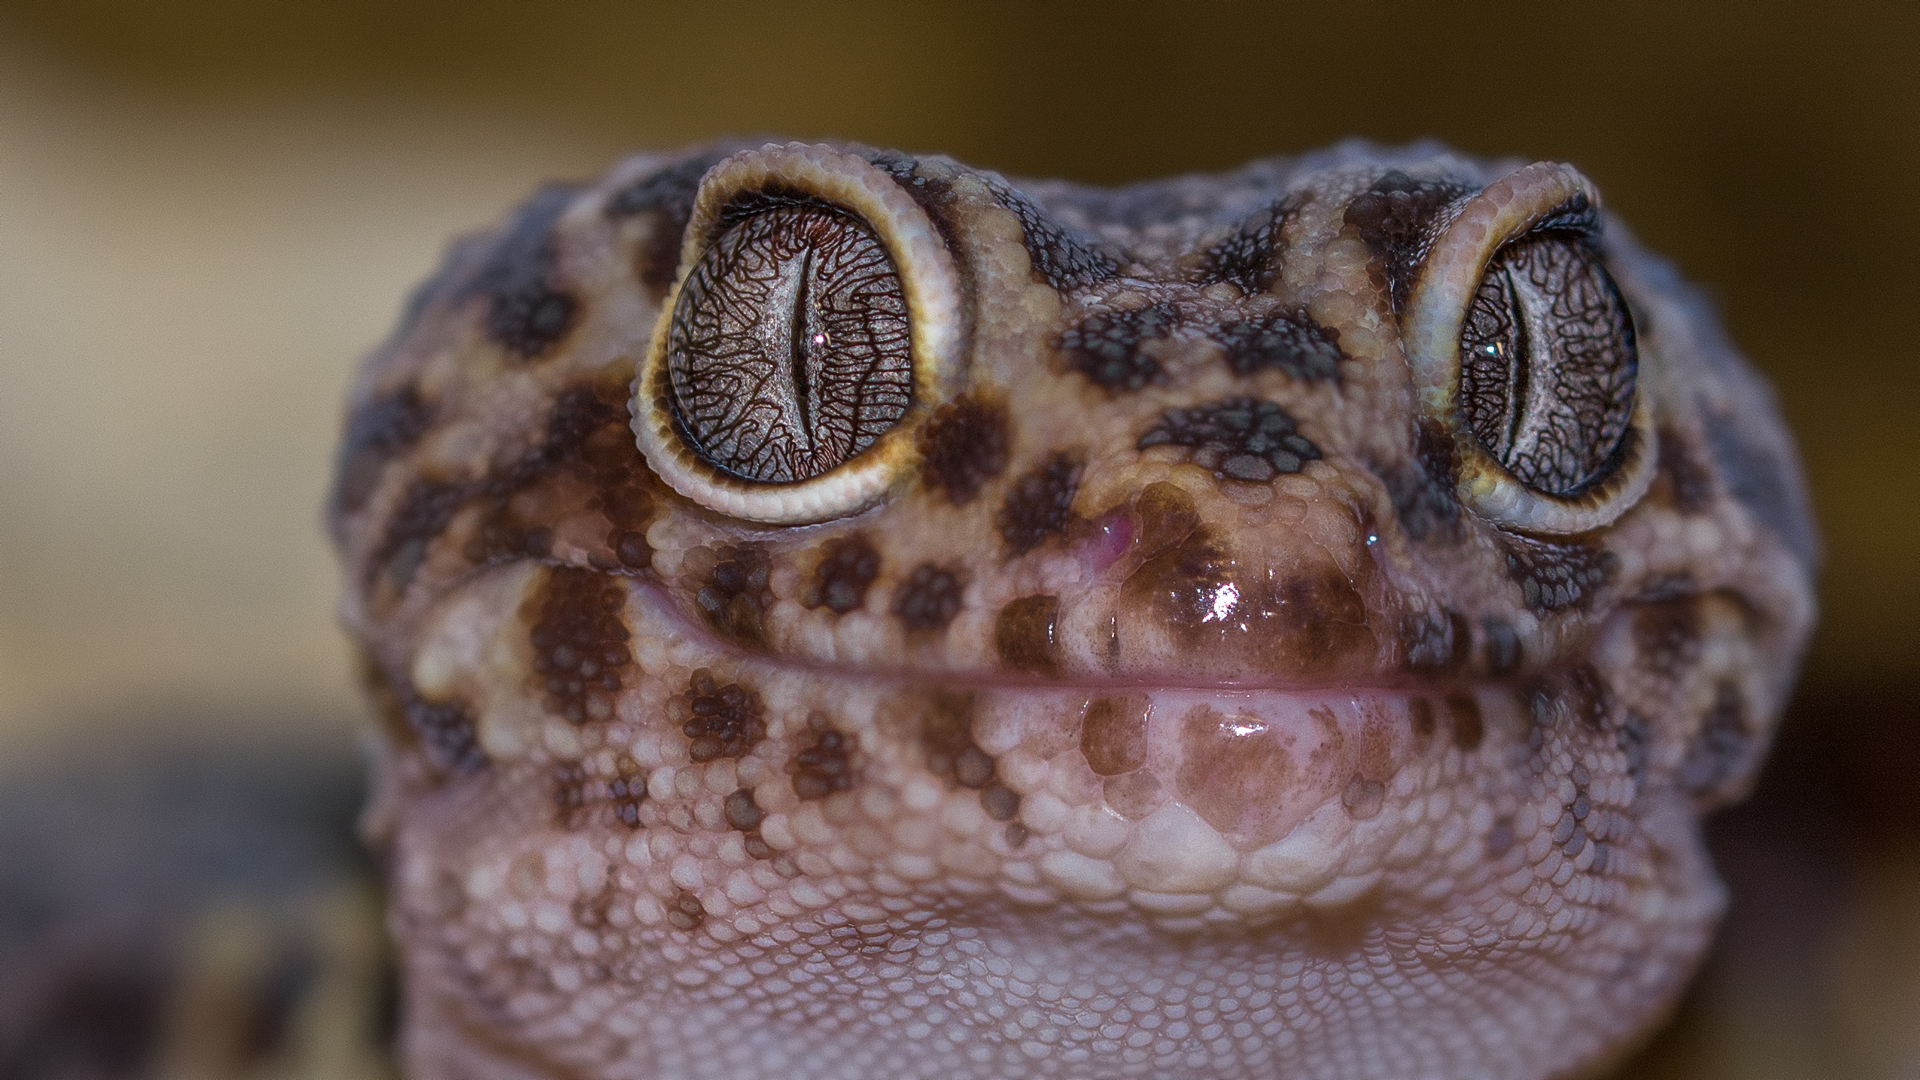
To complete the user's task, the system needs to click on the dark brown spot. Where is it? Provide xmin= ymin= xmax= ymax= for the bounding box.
xmin=1196 ymin=196 xmax=1298 ymax=294
xmin=1057 ymin=304 xmax=1175 ymax=392
xmin=1357 ymin=708 xmax=1397 ymax=779
xmin=790 ymin=715 xmax=858 ymax=800
xmin=606 ymin=152 xmax=729 ymax=292
xmin=919 ymin=692 xmax=997 ymax=790
xmin=372 ymin=479 xmax=467 ymax=591
xmin=1408 ymin=698 xmax=1437 ymax=742
xmin=607 ymin=152 xmax=724 ymax=218
xmin=464 ymin=500 xmax=555 ymax=567
xmin=1634 ymin=599 xmax=1703 ymax=679
xmin=1080 ymin=695 xmax=1150 ymax=776
xmin=1177 ymin=705 xmax=1297 ymax=841
xmin=1481 ymin=617 xmax=1524 ymax=675
xmin=995 ymin=595 xmax=1062 ymax=676
xmin=1681 ymin=681 xmax=1752 ymax=795
xmin=362 ymin=653 xmax=488 ymax=776
xmin=606 ymin=760 xmax=648 ymax=828
xmin=681 ymin=670 xmax=766 ymax=762
xmin=527 ymin=568 xmax=632 ymax=725
xmin=1133 ymin=481 xmax=1201 ymax=558
xmin=1403 ymin=609 xmax=1471 ymax=673
xmin=463 ymin=184 xmax=580 ymax=359
xmin=891 ymin=563 xmax=965 ymax=632
xmin=1138 ymin=397 xmax=1320 ymax=483
xmin=541 ymin=383 xmax=628 ymax=463
xmin=1564 ymin=665 xmax=1613 ymax=731
xmin=1123 ymin=529 xmax=1374 ymax=677
xmin=1344 ymin=170 xmax=1472 ymax=311
xmin=1444 ymin=694 xmax=1484 ymax=751
xmin=667 ymin=890 xmax=707 ymax=931
xmin=802 ymin=535 xmax=881 ymax=614
xmin=330 ymin=382 xmax=431 ymax=520
xmin=987 ymin=180 xmax=1119 ymax=292
xmin=1004 ymin=822 xmax=1031 ymax=848
xmin=999 ymin=453 xmax=1082 ymax=554
xmin=612 ymin=531 xmax=652 ymax=570
xmin=1341 ymin=776 xmax=1386 ymax=820
xmin=405 ymin=698 xmax=486 ymax=775
xmin=1212 ymin=313 xmax=1345 ymax=383
xmin=1500 ymin=532 xmax=1616 ymax=612
xmin=918 ymin=395 xmax=1010 ymax=507
xmin=979 ymin=784 xmax=1021 ymax=821
xmin=553 ymin=762 xmax=589 ymax=827
xmin=1260 ymin=569 xmax=1376 ymax=671
xmin=1652 ymin=425 xmax=1714 ymax=513
xmin=479 ymin=383 xmax=655 ymax=570
xmin=575 ymin=398 xmax=659 ymax=565
xmin=724 ymin=788 xmax=763 ymax=831
xmin=690 ymin=544 xmax=773 ymax=649
xmin=1381 ymin=419 xmax=1461 ymax=542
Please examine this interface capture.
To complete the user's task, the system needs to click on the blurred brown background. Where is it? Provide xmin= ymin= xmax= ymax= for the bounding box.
xmin=0 ymin=1 xmax=1913 ymax=1077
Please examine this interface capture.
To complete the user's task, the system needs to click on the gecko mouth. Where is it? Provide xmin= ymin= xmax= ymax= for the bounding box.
xmin=553 ymin=569 xmax=1520 ymax=911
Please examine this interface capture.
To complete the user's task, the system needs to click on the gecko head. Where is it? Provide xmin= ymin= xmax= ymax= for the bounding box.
xmin=331 ymin=141 xmax=1816 ymax=1079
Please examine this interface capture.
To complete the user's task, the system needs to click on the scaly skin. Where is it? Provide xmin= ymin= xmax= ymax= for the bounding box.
xmin=331 ymin=140 xmax=1815 ymax=1080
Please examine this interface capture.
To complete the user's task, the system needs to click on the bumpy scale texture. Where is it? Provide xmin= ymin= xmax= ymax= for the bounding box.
xmin=332 ymin=140 xmax=1816 ymax=1080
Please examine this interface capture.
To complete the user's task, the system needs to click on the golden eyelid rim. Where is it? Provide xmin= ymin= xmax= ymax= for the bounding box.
xmin=632 ymin=143 xmax=964 ymax=525
xmin=1401 ymin=161 xmax=1657 ymax=535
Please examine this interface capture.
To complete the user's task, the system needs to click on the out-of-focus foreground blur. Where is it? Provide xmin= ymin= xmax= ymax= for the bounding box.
xmin=0 ymin=2 xmax=1914 ymax=1077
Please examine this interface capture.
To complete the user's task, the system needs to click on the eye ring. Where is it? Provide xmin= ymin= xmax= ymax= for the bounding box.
xmin=632 ymin=143 xmax=964 ymax=524
xmin=1402 ymin=162 xmax=1656 ymax=535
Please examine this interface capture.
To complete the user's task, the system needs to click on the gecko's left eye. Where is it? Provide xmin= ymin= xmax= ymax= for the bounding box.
xmin=1402 ymin=162 xmax=1656 ymax=534
xmin=633 ymin=143 xmax=962 ymax=524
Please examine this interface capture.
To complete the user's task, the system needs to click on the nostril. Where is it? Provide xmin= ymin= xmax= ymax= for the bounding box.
xmin=1077 ymin=507 xmax=1134 ymax=574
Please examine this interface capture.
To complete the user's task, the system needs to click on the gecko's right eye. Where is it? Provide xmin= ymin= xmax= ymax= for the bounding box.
xmin=667 ymin=197 xmax=913 ymax=485
xmin=1401 ymin=162 xmax=1657 ymax=536
xmin=633 ymin=144 xmax=963 ymax=525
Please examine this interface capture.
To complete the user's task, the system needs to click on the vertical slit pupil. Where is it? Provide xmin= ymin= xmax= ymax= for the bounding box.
xmin=664 ymin=197 xmax=915 ymax=485
xmin=1502 ymin=266 xmax=1532 ymax=458
xmin=1456 ymin=230 xmax=1637 ymax=497
xmin=790 ymin=244 xmax=815 ymax=444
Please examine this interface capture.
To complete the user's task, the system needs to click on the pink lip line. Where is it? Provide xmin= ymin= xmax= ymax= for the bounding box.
xmin=618 ymin=568 xmax=1571 ymax=699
